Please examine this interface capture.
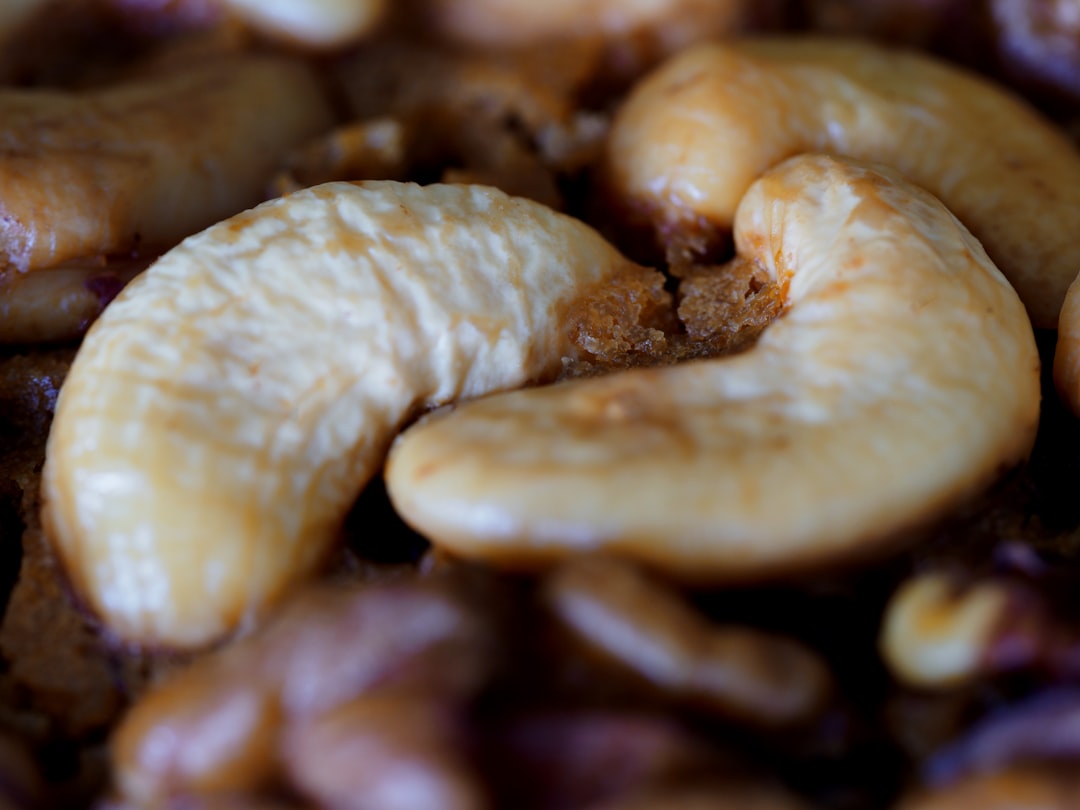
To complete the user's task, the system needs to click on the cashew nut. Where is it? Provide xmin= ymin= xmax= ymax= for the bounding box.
xmin=0 ymin=55 xmax=333 ymax=278
xmin=42 ymin=181 xmax=656 ymax=648
xmin=605 ymin=36 xmax=1080 ymax=328
xmin=0 ymin=259 xmax=145 ymax=344
xmin=386 ymin=154 xmax=1040 ymax=579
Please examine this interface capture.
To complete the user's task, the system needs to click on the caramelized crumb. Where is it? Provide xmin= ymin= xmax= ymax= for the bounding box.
xmin=562 ymin=256 xmax=784 ymax=379
xmin=675 ymin=257 xmax=784 ymax=355
xmin=562 ymin=265 xmax=675 ymax=376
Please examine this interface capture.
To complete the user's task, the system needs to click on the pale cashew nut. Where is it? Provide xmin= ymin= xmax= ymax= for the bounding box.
xmin=605 ymin=36 xmax=1080 ymax=328
xmin=0 ymin=55 xmax=333 ymax=278
xmin=385 ymin=155 xmax=1040 ymax=579
xmin=42 ymin=181 xmax=656 ymax=648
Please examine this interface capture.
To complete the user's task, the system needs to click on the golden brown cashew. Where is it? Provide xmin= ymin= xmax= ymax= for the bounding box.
xmin=385 ymin=155 xmax=1040 ymax=579
xmin=42 ymin=181 xmax=656 ymax=649
xmin=0 ymin=55 xmax=332 ymax=278
xmin=606 ymin=36 xmax=1080 ymax=328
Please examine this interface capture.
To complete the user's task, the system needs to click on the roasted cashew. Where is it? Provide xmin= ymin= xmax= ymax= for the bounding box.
xmin=605 ymin=36 xmax=1080 ymax=328
xmin=42 ymin=181 xmax=656 ymax=648
xmin=0 ymin=55 xmax=332 ymax=278
xmin=0 ymin=259 xmax=145 ymax=344
xmin=386 ymin=155 xmax=1040 ymax=579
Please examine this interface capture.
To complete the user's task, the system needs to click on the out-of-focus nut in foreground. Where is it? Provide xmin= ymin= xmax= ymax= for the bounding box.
xmin=545 ymin=557 xmax=832 ymax=728
xmin=113 ymin=579 xmax=494 ymax=806
xmin=0 ymin=56 xmax=332 ymax=279
xmin=42 ymin=180 xmax=659 ymax=649
xmin=606 ymin=36 xmax=1080 ymax=328
xmin=282 ymin=695 xmax=484 ymax=810
xmin=386 ymin=155 xmax=1040 ymax=580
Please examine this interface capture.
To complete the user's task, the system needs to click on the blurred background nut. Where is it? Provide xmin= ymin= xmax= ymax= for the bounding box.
xmin=0 ymin=54 xmax=333 ymax=344
xmin=544 ymin=557 xmax=833 ymax=728
xmin=0 ymin=54 xmax=332 ymax=277
xmin=422 ymin=0 xmax=790 ymax=80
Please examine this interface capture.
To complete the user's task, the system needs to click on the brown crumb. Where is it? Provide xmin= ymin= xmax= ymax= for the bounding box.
xmin=675 ymin=257 xmax=785 ymax=356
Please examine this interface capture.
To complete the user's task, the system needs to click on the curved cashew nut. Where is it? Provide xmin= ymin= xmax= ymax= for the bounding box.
xmin=0 ymin=55 xmax=332 ymax=278
xmin=605 ymin=36 xmax=1080 ymax=328
xmin=385 ymin=155 xmax=1040 ymax=579
xmin=42 ymin=181 xmax=652 ymax=649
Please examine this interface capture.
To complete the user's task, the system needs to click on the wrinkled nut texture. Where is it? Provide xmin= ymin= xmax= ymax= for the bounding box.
xmin=222 ymin=0 xmax=387 ymax=48
xmin=879 ymin=573 xmax=1012 ymax=689
xmin=606 ymin=36 xmax=1080 ymax=327
xmin=0 ymin=56 xmax=333 ymax=278
xmin=545 ymin=557 xmax=831 ymax=727
xmin=386 ymin=155 xmax=1040 ymax=580
xmin=42 ymin=180 xmax=649 ymax=648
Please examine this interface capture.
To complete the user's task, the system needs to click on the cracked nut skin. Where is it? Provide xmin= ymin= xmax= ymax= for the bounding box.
xmin=0 ymin=55 xmax=333 ymax=279
xmin=605 ymin=36 xmax=1080 ymax=328
xmin=385 ymin=155 xmax=1040 ymax=581
xmin=41 ymin=180 xmax=653 ymax=649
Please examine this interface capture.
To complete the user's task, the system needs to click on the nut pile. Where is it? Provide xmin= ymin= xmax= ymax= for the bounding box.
xmin=2 ymin=1 xmax=1080 ymax=809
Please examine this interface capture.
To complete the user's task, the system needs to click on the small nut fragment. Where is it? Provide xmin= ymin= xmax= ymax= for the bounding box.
xmin=880 ymin=573 xmax=1014 ymax=690
xmin=42 ymin=180 xmax=660 ymax=648
xmin=606 ymin=36 xmax=1080 ymax=327
xmin=386 ymin=155 xmax=1040 ymax=581
xmin=544 ymin=557 xmax=832 ymax=728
